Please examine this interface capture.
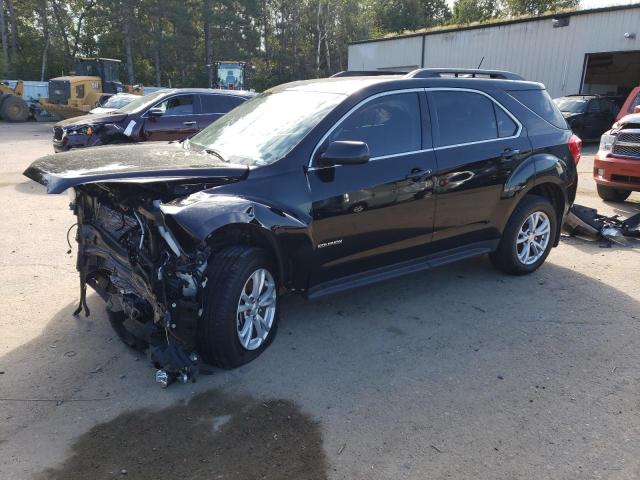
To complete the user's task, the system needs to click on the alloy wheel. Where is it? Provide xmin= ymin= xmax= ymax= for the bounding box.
xmin=516 ymin=211 xmax=551 ymax=265
xmin=236 ymin=268 xmax=277 ymax=351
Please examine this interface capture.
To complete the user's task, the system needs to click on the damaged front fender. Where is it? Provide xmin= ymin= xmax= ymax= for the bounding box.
xmin=160 ymin=193 xmax=313 ymax=289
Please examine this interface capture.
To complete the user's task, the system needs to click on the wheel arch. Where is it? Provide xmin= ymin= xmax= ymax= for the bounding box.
xmin=206 ymin=223 xmax=286 ymax=289
xmin=161 ymin=194 xmax=313 ymax=291
xmin=524 ymin=182 xmax=567 ymax=246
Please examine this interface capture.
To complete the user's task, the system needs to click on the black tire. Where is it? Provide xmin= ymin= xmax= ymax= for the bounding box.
xmin=197 ymin=246 xmax=279 ymax=368
xmin=1 ymin=95 xmax=29 ymax=122
xmin=490 ymin=195 xmax=557 ymax=275
xmin=596 ymin=184 xmax=631 ymax=202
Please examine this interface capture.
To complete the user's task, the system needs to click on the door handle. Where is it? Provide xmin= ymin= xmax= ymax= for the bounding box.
xmin=405 ymin=168 xmax=432 ymax=181
xmin=183 ymin=121 xmax=197 ymax=126
xmin=501 ymin=148 xmax=520 ymax=160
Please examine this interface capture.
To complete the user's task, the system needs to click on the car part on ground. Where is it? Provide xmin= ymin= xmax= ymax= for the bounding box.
xmin=24 ymin=69 xmax=578 ymax=385
xmin=0 ymin=80 xmax=30 ymax=122
xmin=594 ymin=111 xmax=640 ymax=197
xmin=563 ymin=203 xmax=640 ymax=245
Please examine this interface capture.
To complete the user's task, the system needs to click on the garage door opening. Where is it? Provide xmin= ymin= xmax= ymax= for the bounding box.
xmin=581 ymin=51 xmax=640 ymax=97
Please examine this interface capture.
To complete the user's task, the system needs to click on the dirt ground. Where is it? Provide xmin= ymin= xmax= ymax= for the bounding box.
xmin=1 ymin=122 xmax=639 ymax=480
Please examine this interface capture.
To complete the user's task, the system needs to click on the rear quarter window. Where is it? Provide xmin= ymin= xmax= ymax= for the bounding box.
xmin=508 ymin=89 xmax=568 ymax=130
xmin=201 ymin=94 xmax=245 ymax=114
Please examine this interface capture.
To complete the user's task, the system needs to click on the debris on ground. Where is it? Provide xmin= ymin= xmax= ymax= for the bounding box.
xmin=563 ymin=204 xmax=640 ymax=245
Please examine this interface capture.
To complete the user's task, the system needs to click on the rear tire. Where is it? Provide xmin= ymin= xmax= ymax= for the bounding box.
xmin=1 ymin=95 xmax=29 ymax=122
xmin=596 ymin=184 xmax=631 ymax=202
xmin=197 ymin=246 xmax=279 ymax=368
xmin=490 ymin=195 xmax=557 ymax=275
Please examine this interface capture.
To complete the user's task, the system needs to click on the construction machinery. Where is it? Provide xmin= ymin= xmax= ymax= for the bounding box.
xmin=215 ymin=61 xmax=248 ymax=90
xmin=39 ymin=58 xmax=143 ymax=119
xmin=0 ymin=80 xmax=30 ymax=122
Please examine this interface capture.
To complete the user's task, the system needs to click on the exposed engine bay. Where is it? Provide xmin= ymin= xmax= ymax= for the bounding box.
xmin=71 ymin=181 xmax=218 ymax=387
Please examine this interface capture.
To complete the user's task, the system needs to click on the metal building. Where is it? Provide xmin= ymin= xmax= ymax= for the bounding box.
xmin=348 ymin=4 xmax=640 ymax=98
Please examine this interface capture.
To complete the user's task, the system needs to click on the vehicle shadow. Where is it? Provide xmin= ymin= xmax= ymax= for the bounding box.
xmin=1 ymin=257 xmax=640 ymax=478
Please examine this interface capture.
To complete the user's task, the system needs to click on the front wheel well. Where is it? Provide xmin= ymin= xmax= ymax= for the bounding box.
xmin=206 ymin=224 xmax=285 ymax=286
xmin=526 ymin=183 xmax=566 ymax=246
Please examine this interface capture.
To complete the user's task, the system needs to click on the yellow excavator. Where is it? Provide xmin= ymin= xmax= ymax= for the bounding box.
xmin=39 ymin=57 xmax=143 ymax=119
xmin=0 ymin=80 xmax=30 ymax=122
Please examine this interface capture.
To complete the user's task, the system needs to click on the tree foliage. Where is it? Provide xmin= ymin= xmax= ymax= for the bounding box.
xmin=0 ymin=0 xmax=579 ymax=88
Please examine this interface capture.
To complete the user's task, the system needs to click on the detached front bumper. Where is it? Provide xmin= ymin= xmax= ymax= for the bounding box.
xmin=593 ymin=153 xmax=640 ymax=191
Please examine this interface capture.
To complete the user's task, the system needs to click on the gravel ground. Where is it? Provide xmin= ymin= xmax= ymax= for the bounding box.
xmin=1 ymin=122 xmax=639 ymax=480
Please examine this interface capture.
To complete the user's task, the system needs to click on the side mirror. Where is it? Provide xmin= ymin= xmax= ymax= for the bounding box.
xmin=148 ymin=107 xmax=164 ymax=117
xmin=634 ymin=105 xmax=640 ymax=114
xmin=319 ymin=141 xmax=369 ymax=167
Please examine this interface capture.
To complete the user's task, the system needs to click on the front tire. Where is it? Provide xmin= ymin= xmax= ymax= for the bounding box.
xmin=197 ymin=246 xmax=279 ymax=368
xmin=490 ymin=195 xmax=557 ymax=275
xmin=596 ymin=184 xmax=631 ymax=202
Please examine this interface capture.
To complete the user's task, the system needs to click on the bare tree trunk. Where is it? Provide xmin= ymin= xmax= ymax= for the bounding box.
xmin=152 ymin=0 xmax=163 ymax=86
xmin=324 ymin=3 xmax=331 ymax=73
xmin=204 ymin=0 xmax=214 ymax=88
xmin=0 ymin=0 xmax=9 ymax=75
xmin=5 ymin=0 xmax=16 ymax=55
xmin=120 ymin=0 xmax=135 ymax=84
xmin=38 ymin=0 xmax=49 ymax=81
xmin=51 ymin=0 xmax=71 ymax=63
xmin=316 ymin=0 xmax=322 ymax=76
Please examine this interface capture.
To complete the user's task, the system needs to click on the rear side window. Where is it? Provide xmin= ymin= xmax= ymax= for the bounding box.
xmin=329 ymin=92 xmax=422 ymax=158
xmin=201 ymin=94 xmax=245 ymax=114
xmin=508 ymin=89 xmax=567 ymax=129
xmin=430 ymin=91 xmax=517 ymax=146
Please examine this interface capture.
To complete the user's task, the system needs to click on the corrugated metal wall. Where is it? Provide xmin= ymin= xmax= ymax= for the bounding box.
xmin=348 ymin=8 xmax=640 ymax=97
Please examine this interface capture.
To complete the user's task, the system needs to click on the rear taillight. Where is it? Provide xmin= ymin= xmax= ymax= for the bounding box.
xmin=568 ymin=134 xmax=582 ymax=164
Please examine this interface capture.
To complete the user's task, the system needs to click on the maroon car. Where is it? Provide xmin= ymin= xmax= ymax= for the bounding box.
xmin=52 ymin=88 xmax=256 ymax=152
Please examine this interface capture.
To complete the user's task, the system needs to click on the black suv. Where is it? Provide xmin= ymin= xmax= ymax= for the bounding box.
xmin=554 ymin=94 xmax=623 ymax=141
xmin=25 ymin=69 xmax=580 ymax=377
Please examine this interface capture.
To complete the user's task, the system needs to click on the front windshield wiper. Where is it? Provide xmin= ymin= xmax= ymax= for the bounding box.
xmin=205 ymin=148 xmax=227 ymax=163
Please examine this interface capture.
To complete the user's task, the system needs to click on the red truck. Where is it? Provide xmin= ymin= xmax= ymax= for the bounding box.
xmin=594 ymin=87 xmax=640 ymax=202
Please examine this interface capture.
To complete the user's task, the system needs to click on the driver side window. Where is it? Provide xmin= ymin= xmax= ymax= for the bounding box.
xmin=155 ymin=95 xmax=194 ymax=116
xmin=328 ymin=92 xmax=422 ymax=158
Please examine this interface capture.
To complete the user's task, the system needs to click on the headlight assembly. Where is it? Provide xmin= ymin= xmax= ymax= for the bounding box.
xmin=66 ymin=125 xmax=96 ymax=136
xmin=599 ymin=133 xmax=615 ymax=153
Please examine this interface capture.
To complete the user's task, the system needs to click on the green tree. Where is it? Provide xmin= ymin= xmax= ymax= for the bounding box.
xmin=504 ymin=0 xmax=577 ymax=16
xmin=372 ymin=0 xmax=450 ymax=33
xmin=451 ymin=0 xmax=500 ymax=24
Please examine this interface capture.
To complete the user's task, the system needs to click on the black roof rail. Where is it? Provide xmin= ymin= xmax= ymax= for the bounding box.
xmin=405 ymin=68 xmax=525 ymax=80
xmin=330 ymin=70 xmax=406 ymax=78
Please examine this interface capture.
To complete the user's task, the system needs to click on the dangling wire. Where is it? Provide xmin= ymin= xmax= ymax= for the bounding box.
xmin=66 ymin=223 xmax=78 ymax=254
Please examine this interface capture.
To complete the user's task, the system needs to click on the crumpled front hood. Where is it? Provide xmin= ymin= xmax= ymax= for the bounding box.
xmin=24 ymin=142 xmax=249 ymax=194
xmin=561 ymin=112 xmax=583 ymax=119
xmin=55 ymin=112 xmax=128 ymax=128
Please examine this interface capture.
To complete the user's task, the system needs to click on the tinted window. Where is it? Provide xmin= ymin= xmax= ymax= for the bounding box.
xmin=201 ymin=94 xmax=245 ymax=114
xmin=587 ymin=100 xmax=601 ymax=113
xmin=495 ymin=106 xmax=518 ymax=137
xmin=157 ymin=95 xmax=194 ymax=115
xmin=554 ymin=97 xmax=587 ymax=113
xmin=431 ymin=91 xmax=498 ymax=146
xmin=509 ymin=89 xmax=567 ymax=129
xmin=329 ymin=92 xmax=421 ymax=158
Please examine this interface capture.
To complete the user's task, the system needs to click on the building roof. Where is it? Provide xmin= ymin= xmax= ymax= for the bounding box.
xmin=350 ymin=3 xmax=640 ymax=45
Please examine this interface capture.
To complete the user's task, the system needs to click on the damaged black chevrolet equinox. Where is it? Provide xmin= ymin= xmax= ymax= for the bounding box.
xmin=25 ymin=69 xmax=580 ymax=379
